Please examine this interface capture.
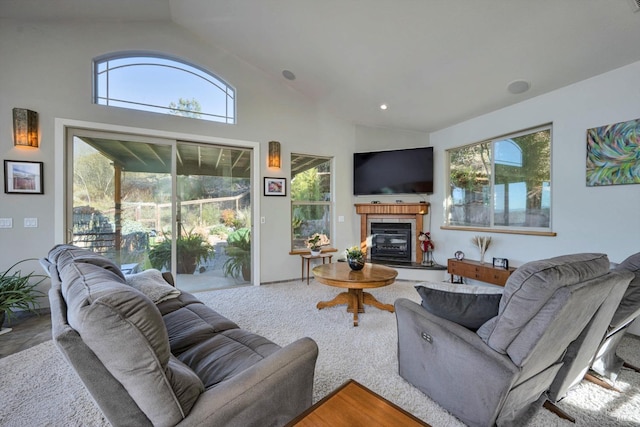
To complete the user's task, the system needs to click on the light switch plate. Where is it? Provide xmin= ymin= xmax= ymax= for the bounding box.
xmin=24 ymin=218 xmax=38 ymax=228
xmin=0 ymin=218 xmax=12 ymax=228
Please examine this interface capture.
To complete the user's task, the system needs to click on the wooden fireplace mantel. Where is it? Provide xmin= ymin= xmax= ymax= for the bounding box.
xmin=355 ymin=203 xmax=430 ymax=264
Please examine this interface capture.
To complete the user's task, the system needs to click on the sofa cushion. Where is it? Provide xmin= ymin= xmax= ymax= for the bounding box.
xmin=160 ymin=294 xmax=239 ymax=355
xmin=477 ymin=253 xmax=610 ymax=354
xmin=611 ymin=252 xmax=640 ymax=328
xmin=47 ymin=243 xmax=126 ymax=282
xmin=125 ymin=269 xmax=181 ymax=304
xmin=415 ymin=282 xmax=503 ymax=330
xmin=156 ymin=291 xmax=204 ymax=315
xmin=67 ymin=279 xmax=203 ymax=426
xmin=177 ymin=328 xmax=282 ymax=389
xmin=58 ymin=261 xmax=130 ymax=320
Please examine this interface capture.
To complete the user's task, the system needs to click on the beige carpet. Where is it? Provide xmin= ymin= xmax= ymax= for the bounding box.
xmin=1 ymin=279 xmax=640 ymax=426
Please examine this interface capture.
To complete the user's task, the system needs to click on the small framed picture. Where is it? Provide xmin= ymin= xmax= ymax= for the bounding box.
xmin=264 ymin=177 xmax=286 ymax=196
xmin=492 ymin=257 xmax=509 ymax=270
xmin=4 ymin=160 xmax=44 ymax=194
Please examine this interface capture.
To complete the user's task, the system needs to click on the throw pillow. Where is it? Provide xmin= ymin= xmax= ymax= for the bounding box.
xmin=415 ymin=282 xmax=503 ymax=330
xmin=126 ymin=269 xmax=181 ymax=304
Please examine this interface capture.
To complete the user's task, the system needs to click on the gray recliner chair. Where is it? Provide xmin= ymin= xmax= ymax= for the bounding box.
xmin=546 ymin=252 xmax=639 ymax=405
xmin=395 ymin=253 xmax=634 ymax=427
xmin=590 ymin=252 xmax=640 ymax=382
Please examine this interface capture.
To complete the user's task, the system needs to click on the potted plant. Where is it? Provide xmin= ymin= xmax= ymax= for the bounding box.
xmin=0 ymin=259 xmax=45 ymax=330
xmin=223 ymin=227 xmax=251 ymax=281
xmin=149 ymin=229 xmax=213 ymax=274
xmin=345 ymin=245 xmax=366 ymax=271
xmin=306 ymin=233 xmax=330 ymax=255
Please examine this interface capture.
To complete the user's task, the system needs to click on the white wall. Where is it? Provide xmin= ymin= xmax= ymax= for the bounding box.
xmin=0 ymin=19 xmax=356 ymax=290
xmin=1 ymin=18 xmax=638 ymax=306
xmin=429 ymin=61 xmax=640 ymax=268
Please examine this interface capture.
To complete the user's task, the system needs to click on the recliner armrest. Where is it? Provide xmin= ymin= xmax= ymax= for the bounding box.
xmin=176 ymin=337 xmax=319 ymax=427
xmin=395 ymin=298 xmax=518 ymax=427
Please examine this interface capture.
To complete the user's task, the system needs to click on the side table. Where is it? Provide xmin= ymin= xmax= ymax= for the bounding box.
xmin=300 ymin=253 xmax=333 ymax=285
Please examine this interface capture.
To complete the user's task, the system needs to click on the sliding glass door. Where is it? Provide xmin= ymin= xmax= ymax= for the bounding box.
xmin=68 ymin=129 xmax=252 ymax=290
xmin=174 ymin=142 xmax=252 ymax=291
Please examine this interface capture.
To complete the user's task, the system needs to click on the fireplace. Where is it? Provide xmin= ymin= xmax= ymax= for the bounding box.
xmin=370 ymin=222 xmax=412 ymax=263
xmin=355 ymin=203 xmax=429 ymax=264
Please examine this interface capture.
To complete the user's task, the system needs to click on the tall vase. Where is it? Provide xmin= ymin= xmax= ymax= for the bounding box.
xmin=479 ymin=249 xmax=486 ymax=264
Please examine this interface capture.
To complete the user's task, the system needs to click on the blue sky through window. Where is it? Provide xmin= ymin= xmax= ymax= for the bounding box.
xmin=95 ymin=55 xmax=235 ymax=123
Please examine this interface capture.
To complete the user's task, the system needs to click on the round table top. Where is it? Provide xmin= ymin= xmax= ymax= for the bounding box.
xmin=312 ymin=262 xmax=398 ymax=289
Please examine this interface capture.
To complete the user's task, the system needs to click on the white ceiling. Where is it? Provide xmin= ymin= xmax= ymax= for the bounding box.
xmin=3 ymin=0 xmax=640 ymax=133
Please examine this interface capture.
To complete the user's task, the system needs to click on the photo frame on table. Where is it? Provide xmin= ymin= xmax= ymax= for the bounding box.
xmin=492 ymin=257 xmax=509 ymax=270
xmin=4 ymin=160 xmax=44 ymax=194
xmin=264 ymin=177 xmax=286 ymax=196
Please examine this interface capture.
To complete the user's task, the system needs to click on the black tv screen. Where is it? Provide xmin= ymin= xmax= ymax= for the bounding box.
xmin=353 ymin=147 xmax=433 ymax=195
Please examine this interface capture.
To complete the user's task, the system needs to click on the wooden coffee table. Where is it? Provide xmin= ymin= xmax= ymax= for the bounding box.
xmin=285 ymin=379 xmax=430 ymax=426
xmin=312 ymin=263 xmax=397 ymax=326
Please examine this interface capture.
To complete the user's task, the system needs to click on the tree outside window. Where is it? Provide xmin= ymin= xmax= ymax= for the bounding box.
xmin=291 ymin=154 xmax=332 ymax=251
xmin=447 ymin=126 xmax=551 ymax=231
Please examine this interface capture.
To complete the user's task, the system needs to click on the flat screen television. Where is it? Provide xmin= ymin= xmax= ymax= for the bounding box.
xmin=353 ymin=147 xmax=433 ymax=195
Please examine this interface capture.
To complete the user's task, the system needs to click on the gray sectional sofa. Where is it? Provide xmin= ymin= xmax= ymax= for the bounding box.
xmin=41 ymin=244 xmax=318 ymax=427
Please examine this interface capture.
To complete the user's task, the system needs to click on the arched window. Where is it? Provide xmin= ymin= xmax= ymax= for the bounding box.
xmin=494 ymin=139 xmax=523 ymax=167
xmin=93 ymin=53 xmax=235 ymax=124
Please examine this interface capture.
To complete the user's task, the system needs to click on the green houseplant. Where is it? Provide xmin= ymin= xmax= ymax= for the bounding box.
xmin=0 ymin=259 xmax=45 ymax=329
xmin=345 ymin=245 xmax=366 ymax=271
xmin=223 ymin=227 xmax=251 ymax=281
xmin=149 ymin=229 xmax=213 ymax=274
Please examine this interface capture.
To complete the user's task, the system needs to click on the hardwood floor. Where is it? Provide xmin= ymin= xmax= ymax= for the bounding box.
xmin=0 ymin=309 xmax=51 ymax=359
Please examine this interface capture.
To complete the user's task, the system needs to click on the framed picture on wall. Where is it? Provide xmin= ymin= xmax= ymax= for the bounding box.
xmin=4 ymin=160 xmax=44 ymax=194
xmin=587 ymin=117 xmax=640 ymax=186
xmin=264 ymin=177 xmax=286 ymax=196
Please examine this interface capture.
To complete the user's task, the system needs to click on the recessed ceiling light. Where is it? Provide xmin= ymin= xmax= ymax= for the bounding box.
xmin=507 ymin=80 xmax=531 ymax=94
xmin=282 ymin=70 xmax=296 ymax=81
xmin=380 ymin=104 xmax=388 ymax=110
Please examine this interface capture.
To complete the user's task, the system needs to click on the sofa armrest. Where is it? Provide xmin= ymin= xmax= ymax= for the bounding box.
xmin=176 ymin=336 xmax=318 ymax=427
xmin=395 ymin=298 xmax=519 ymax=427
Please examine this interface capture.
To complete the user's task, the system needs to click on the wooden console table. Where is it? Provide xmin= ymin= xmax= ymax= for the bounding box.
xmin=447 ymin=258 xmax=515 ymax=287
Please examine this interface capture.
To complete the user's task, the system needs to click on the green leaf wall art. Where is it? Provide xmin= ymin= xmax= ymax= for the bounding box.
xmin=586 ymin=118 xmax=640 ymax=187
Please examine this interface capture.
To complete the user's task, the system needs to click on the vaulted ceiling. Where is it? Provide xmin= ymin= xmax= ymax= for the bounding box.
xmin=3 ymin=0 xmax=640 ymax=133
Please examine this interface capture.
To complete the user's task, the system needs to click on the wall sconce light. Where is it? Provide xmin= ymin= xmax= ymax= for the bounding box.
xmin=268 ymin=140 xmax=281 ymax=168
xmin=13 ymin=108 xmax=39 ymax=148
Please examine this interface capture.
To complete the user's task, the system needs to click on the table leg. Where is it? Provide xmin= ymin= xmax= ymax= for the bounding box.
xmin=317 ymin=288 xmax=393 ymax=326
xmin=317 ymin=292 xmax=351 ymax=310
xmin=350 ymin=289 xmax=359 ymax=327
xmin=307 ymin=258 xmax=311 ymax=285
xmin=301 ymin=257 xmax=304 ymax=283
xmin=362 ymin=292 xmax=394 ymax=313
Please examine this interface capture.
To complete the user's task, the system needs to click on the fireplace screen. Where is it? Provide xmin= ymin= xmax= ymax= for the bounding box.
xmin=370 ymin=223 xmax=412 ymax=263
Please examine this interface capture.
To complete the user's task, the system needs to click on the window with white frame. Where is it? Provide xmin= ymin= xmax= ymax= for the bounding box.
xmin=93 ymin=53 xmax=235 ymax=124
xmin=446 ymin=125 xmax=552 ymax=232
xmin=290 ymin=154 xmax=332 ymax=251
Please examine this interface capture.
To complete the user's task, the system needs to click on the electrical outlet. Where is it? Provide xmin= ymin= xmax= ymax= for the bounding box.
xmin=0 ymin=218 xmax=12 ymax=228
xmin=261 ymin=216 xmax=266 ymax=224
xmin=338 ymin=216 xmax=345 ymax=222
